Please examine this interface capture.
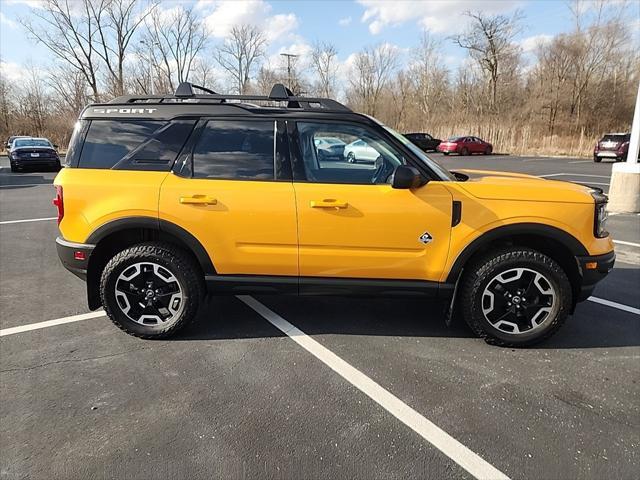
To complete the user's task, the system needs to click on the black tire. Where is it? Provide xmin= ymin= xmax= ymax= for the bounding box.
xmin=347 ymin=152 xmax=356 ymax=163
xmin=100 ymin=242 xmax=205 ymax=339
xmin=484 ymin=146 xmax=492 ymax=155
xmin=443 ymin=152 xmax=449 ymax=156
xmin=460 ymin=147 xmax=469 ymax=156
xmin=594 ymin=156 xmax=601 ymax=163
xmin=459 ymin=247 xmax=572 ymax=347
xmin=10 ymin=164 xmax=17 ymax=173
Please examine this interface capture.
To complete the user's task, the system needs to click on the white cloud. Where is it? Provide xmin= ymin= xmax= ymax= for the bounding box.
xmin=3 ymin=0 xmax=44 ymax=8
xmin=338 ymin=16 xmax=352 ymax=27
xmin=358 ymin=0 xmax=522 ymax=34
xmin=0 ymin=12 xmax=18 ymax=29
xmin=200 ymin=0 xmax=298 ymax=42
xmin=0 ymin=61 xmax=26 ymax=82
xmin=520 ymin=34 xmax=553 ymax=53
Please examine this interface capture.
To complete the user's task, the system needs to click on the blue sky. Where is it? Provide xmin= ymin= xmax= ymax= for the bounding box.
xmin=1 ymin=0 xmax=638 ymax=83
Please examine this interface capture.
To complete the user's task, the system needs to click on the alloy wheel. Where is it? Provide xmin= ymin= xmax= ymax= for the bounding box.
xmin=481 ymin=267 xmax=556 ymax=334
xmin=114 ymin=262 xmax=184 ymax=325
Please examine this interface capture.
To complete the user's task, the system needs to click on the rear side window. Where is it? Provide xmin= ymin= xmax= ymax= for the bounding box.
xmin=78 ymin=119 xmax=195 ymax=170
xmin=192 ymin=120 xmax=275 ymax=180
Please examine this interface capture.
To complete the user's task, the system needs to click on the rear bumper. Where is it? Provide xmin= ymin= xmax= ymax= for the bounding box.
xmin=11 ymin=158 xmax=60 ymax=168
xmin=56 ymin=236 xmax=94 ymax=281
xmin=576 ymin=250 xmax=615 ymax=301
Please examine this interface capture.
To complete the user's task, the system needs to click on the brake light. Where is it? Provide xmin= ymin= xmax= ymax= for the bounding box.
xmin=52 ymin=185 xmax=64 ymax=225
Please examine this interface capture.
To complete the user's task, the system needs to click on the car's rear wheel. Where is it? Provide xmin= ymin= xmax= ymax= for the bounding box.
xmin=460 ymin=147 xmax=469 ymax=156
xmin=443 ymin=152 xmax=449 ymax=156
xmin=347 ymin=152 xmax=356 ymax=163
xmin=459 ymin=247 xmax=572 ymax=347
xmin=594 ymin=156 xmax=601 ymax=163
xmin=100 ymin=242 xmax=205 ymax=339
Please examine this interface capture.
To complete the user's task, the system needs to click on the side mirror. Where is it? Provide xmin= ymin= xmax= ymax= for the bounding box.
xmin=53 ymin=144 xmax=59 ymax=149
xmin=391 ymin=165 xmax=425 ymax=189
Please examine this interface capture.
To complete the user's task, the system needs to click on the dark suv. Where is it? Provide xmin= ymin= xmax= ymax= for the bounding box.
xmin=593 ymin=133 xmax=631 ymax=162
xmin=404 ymin=133 xmax=441 ymax=152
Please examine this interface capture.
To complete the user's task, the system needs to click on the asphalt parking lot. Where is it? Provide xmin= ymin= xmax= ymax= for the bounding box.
xmin=1 ymin=153 xmax=638 ymax=480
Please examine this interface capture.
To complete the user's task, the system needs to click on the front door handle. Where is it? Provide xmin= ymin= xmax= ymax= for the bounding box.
xmin=310 ymin=199 xmax=348 ymax=209
xmin=180 ymin=195 xmax=217 ymax=206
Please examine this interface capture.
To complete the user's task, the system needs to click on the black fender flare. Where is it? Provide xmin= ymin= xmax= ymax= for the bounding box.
xmin=446 ymin=223 xmax=588 ymax=283
xmin=86 ymin=216 xmax=215 ymax=274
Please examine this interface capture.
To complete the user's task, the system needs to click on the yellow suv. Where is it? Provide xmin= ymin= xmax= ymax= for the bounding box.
xmin=54 ymin=83 xmax=615 ymax=346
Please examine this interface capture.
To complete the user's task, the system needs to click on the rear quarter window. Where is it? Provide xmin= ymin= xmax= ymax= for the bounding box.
xmin=77 ymin=119 xmax=196 ymax=170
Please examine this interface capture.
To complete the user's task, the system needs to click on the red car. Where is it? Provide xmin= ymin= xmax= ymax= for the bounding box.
xmin=437 ymin=136 xmax=493 ymax=156
xmin=593 ymin=133 xmax=632 ymax=163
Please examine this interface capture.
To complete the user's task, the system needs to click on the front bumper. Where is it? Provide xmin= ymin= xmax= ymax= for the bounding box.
xmin=576 ymin=250 xmax=615 ymax=301
xmin=56 ymin=236 xmax=94 ymax=281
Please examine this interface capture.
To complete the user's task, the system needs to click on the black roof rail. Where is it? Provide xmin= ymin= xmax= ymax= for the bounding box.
xmin=107 ymin=82 xmax=351 ymax=112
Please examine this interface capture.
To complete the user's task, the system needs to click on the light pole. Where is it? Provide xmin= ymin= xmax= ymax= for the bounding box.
xmin=608 ymin=80 xmax=640 ymax=213
xmin=140 ymin=40 xmax=159 ymax=95
xmin=280 ymin=53 xmax=298 ymax=92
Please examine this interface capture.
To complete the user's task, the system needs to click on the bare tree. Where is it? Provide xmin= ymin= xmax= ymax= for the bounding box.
xmin=347 ymin=44 xmax=398 ymax=116
xmin=190 ymin=58 xmax=220 ymax=91
xmin=453 ymin=10 xmax=523 ymax=111
xmin=144 ymin=5 xmax=208 ymax=92
xmin=91 ymin=0 xmax=155 ymax=97
xmin=310 ymin=41 xmax=338 ymax=97
xmin=21 ymin=0 xmax=102 ymax=101
xmin=216 ymin=25 xmax=267 ymax=94
xmin=47 ymin=65 xmax=90 ymax=115
xmin=254 ymin=65 xmax=280 ymax=95
xmin=409 ymin=33 xmax=449 ymax=123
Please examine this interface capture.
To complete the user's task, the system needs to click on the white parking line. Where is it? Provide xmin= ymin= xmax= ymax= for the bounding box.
xmin=588 ymin=297 xmax=640 ymax=315
xmin=614 ymin=239 xmax=640 ymax=248
xmin=568 ymin=160 xmax=592 ymax=164
xmin=0 ymin=311 xmax=105 ymax=337
xmin=539 ymin=173 xmax=611 ymax=178
xmin=237 ymin=295 xmax=510 ymax=480
xmin=0 ymin=217 xmax=56 ymax=225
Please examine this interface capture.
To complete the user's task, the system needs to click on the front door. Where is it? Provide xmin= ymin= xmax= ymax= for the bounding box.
xmin=291 ymin=121 xmax=453 ymax=283
xmin=159 ymin=119 xmax=298 ymax=276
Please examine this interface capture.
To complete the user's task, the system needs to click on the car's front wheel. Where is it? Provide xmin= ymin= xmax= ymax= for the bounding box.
xmin=594 ymin=156 xmax=601 ymax=163
xmin=459 ymin=248 xmax=572 ymax=347
xmin=100 ymin=242 xmax=205 ymax=339
xmin=460 ymin=147 xmax=469 ymax=156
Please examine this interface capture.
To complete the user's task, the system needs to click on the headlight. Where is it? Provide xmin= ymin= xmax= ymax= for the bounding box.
xmin=591 ymin=190 xmax=609 ymax=238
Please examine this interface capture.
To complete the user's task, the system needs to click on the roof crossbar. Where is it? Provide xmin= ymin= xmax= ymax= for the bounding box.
xmin=108 ymin=82 xmax=351 ymax=112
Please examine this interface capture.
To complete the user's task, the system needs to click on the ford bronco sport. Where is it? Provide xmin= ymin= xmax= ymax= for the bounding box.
xmin=54 ymin=83 xmax=615 ymax=346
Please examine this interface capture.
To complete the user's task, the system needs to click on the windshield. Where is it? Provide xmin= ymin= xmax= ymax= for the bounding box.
xmin=383 ymin=125 xmax=455 ymax=181
xmin=14 ymin=139 xmax=52 ymax=148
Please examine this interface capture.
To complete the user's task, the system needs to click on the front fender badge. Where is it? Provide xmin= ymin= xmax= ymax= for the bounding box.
xmin=419 ymin=232 xmax=433 ymax=244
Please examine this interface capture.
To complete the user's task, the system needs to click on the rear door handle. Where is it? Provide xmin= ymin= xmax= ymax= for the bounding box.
xmin=310 ymin=199 xmax=348 ymax=209
xmin=180 ymin=195 xmax=217 ymax=206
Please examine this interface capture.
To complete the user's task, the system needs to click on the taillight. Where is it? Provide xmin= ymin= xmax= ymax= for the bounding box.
xmin=52 ymin=185 xmax=64 ymax=225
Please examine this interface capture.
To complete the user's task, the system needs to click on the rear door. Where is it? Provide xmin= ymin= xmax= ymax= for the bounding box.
xmin=159 ymin=118 xmax=298 ymax=276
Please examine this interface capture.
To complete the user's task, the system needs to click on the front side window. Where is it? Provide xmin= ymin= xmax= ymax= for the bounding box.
xmin=192 ymin=120 xmax=275 ymax=180
xmin=296 ymin=122 xmax=405 ymax=185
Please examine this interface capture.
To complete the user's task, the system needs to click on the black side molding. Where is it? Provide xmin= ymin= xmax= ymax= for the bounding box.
xmin=452 ymin=201 xmax=462 ymax=227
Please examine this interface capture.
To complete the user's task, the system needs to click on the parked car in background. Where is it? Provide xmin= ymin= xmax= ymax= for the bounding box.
xmin=437 ymin=136 xmax=493 ymax=156
xmin=343 ymin=139 xmax=381 ymax=163
xmin=5 ymin=135 xmax=29 ymax=152
xmin=404 ymin=132 xmax=441 ymax=152
xmin=593 ymin=133 xmax=632 ymax=163
xmin=314 ymin=136 xmax=346 ymax=160
xmin=9 ymin=137 xmax=61 ymax=172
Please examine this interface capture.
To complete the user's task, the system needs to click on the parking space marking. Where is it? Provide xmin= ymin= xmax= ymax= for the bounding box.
xmin=0 ymin=311 xmax=105 ymax=337
xmin=539 ymin=173 xmax=610 ymax=179
xmin=588 ymin=297 xmax=640 ymax=315
xmin=0 ymin=217 xmax=56 ymax=225
xmin=568 ymin=160 xmax=592 ymax=164
xmin=237 ymin=295 xmax=510 ymax=480
xmin=614 ymin=239 xmax=640 ymax=248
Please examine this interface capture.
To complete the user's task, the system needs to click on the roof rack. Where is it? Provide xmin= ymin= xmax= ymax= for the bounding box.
xmin=108 ymin=82 xmax=351 ymax=112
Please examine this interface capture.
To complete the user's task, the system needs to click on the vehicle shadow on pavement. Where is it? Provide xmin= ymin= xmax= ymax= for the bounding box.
xmin=175 ymin=290 xmax=640 ymax=349
xmin=0 ymin=173 xmax=54 ymax=188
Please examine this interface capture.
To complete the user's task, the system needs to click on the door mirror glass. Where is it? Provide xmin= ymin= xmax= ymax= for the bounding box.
xmin=391 ymin=165 xmax=424 ymax=189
